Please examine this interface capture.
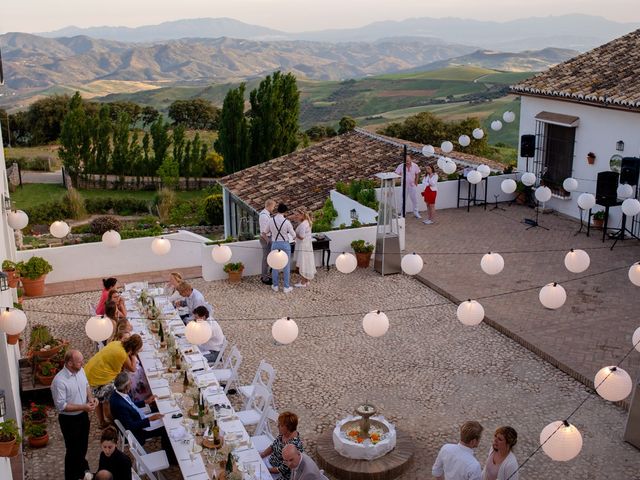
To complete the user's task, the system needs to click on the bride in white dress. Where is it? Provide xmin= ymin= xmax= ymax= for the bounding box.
xmin=294 ymin=209 xmax=317 ymax=287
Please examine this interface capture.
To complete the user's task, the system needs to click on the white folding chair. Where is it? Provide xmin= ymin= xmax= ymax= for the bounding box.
xmin=130 ymin=446 xmax=160 ymax=480
xmin=213 ymin=345 xmax=242 ymax=394
xmin=89 ymin=303 xmax=97 ymax=315
xmin=250 ymin=406 xmax=278 ymax=453
xmin=209 ymin=338 xmax=229 ymax=369
xmin=125 ymin=430 xmax=170 ymax=476
xmin=236 ymin=383 xmax=272 ymax=429
xmin=239 ymin=360 xmax=276 ymax=409
xmin=131 ymin=468 xmax=142 ymax=480
xmin=113 ymin=419 xmax=128 ymax=451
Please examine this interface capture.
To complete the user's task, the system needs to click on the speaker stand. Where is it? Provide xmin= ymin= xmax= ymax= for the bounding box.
xmin=524 ymin=202 xmax=549 ymax=230
xmin=491 ymin=194 xmax=505 ymax=211
xmin=574 ymin=207 xmax=591 ymax=237
xmin=609 ymin=214 xmax=640 ymax=250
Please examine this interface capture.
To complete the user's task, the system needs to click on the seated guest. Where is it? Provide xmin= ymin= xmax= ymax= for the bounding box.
xmin=260 ymin=411 xmax=304 ymax=480
xmin=283 ymin=444 xmax=327 ymax=480
xmin=174 ymin=281 xmax=210 ymax=322
xmin=192 ymin=306 xmax=225 ymax=364
xmin=166 ymin=272 xmax=183 ymax=303
xmin=96 ymin=278 xmax=118 ymax=315
xmin=98 ymin=427 xmax=131 ymax=480
xmin=109 ymin=318 xmax=133 ymax=343
xmin=107 ymin=288 xmax=127 ymax=319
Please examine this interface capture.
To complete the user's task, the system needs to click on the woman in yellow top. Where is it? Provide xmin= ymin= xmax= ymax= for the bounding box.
xmin=85 ymin=334 xmax=143 ymax=428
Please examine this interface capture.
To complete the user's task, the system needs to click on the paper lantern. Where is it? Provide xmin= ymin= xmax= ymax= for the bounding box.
xmin=564 ymin=249 xmax=590 ymax=273
xmin=211 ymin=245 xmax=232 ymax=264
xmin=362 ymin=311 xmax=389 ymax=337
xmin=622 ymin=198 xmax=640 ymax=217
xmin=577 ymin=193 xmax=595 ymax=211
xmin=540 ymin=421 xmax=582 ymax=461
xmin=441 ymin=141 xmax=454 ymax=153
xmin=503 ymin=111 xmax=516 ymax=123
xmin=401 ymin=253 xmax=424 ymax=275
xmin=491 ymin=120 xmax=503 ymax=131
xmin=85 ymin=315 xmax=114 ymax=342
xmin=151 ymin=237 xmax=171 ymax=256
xmin=102 ymin=230 xmax=121 ymax=248
xmin=335 ymin=253 xmax=357 ymax=274
xmin=467 ymin=170 xmax=482 ymax=185
xmin=437 ymin=156 xmax=446 ymax=170
xmin=539 ymin=283 xmax=566 ymax=309
xmin=632 ymin=326 xmax=640 ymax=352
xmin=501 ymin=179 xmax=517 ymax=194
xmin=456 ymin=300 xmax=484 ymax=326
xmin=594 ymin=366 xmax=632 ymax=402
xmin=422 ymin=145 xmax=435 ymax=156
xmin=562 ymin=178 xmax=578 ymax=192
xmin=481 ymin=252 xmax=504 ymax=275
xmin=477 ymin=164 xmax=491 ymax=178
xmin=617 ymin=184 xmax=634 ymax=199
xmin=0 ymin=308 xmax=27 ymax=335
xmin=7 ymin=210 xmax=29 ymax=230
xmin=267 ymin=249 xmax=288 ymax=270
xmin=535 ymin=186 xmax=552 ymax=203
xmin=458 ymin=135 xmax=471 ymax=147
xmin=272 ymin=317 xmax=299 ymax=344
xmin=629 ymin=263 xmax=640 ymax=286
xmin=185 ymin=319 xmax=212 ymax=345
xmin=521 ymin=172 xmax=536 ymax=186
xmin=442 ymin=160 xmax=457 ymax=175
xmin=472 ymin=128 xmax=484 ymax=140
xmin=50 ymin=220 xmax=70 ymax=238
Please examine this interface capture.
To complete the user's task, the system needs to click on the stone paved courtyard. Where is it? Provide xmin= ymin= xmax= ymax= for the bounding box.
xmin=21 ymin=265 xmax=640 ymax=479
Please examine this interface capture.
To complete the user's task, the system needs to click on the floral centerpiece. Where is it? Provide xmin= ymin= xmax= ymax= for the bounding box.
xmin=345 ymin=425 xmax=386 ymax=444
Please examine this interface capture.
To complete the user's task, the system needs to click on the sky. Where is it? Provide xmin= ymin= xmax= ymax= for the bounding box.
xmin=3 ymin=0 xmax=639 ymax=33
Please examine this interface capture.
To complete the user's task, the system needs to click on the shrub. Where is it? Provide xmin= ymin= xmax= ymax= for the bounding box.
xmin=8 ymin=156 xmax=52 ymax=172
xmin=24 ymin=201 xmax=70 ymax=225
xmin=203 ymin=194 xmax=223 ymax=225
xmin=16 ymin=257 xmax=53 ymax=280
xmin=351 ymin=239 xmax=374 ymax=253
xmin=90 ymin=216 xmax=122 ymax=235
xmin=62 ymin=188 xmax=86 ymax=219
xmin=70 ymin=224 xmax=92 ymax=234
xmin=2 ymin=260 xmax=16 ymax=271
xmin=156 ymin=188 xmax=175 ymax=223
xmin=85 ymin=198 xmax=149 ymax=215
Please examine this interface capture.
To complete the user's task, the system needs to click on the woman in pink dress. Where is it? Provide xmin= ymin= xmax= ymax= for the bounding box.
xmin=96 ymin=277 xmax=117 ymax=315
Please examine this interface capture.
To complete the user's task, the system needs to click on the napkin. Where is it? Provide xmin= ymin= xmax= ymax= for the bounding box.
xmin=149 ymin=378 xmax=169 ymax=389
xmin=169 ymin=426 xmax=188 ymax=440
xmin=154 ymin=386 xmax=171 ymax=399
xmin=156 ymin=399 xmax=179 ymax=415
xmin=180 ymin=456 xmax=206 ymax=477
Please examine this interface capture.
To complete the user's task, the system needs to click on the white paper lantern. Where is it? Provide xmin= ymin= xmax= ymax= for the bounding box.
xmin=185 ymin=319 xmax=212 ymax=345
xmin=629 ymin=263 xmax=640 ymax=286
xmin=335 ymin=252 xmax=357 ymax=274
xmin=441 ymin=141 xmax=454 ymax=153
xmin=491 ymin=120 xmax=503 ymax=131
xmin=102 ymin=230 xmax=121 ymax=248
xmin=594 ymin=366 xmax=632 ymax=402
xmin=267 ymin=249 xmax=288 ymax=270
xmin=458 ymin=135 xmax=471 ymax=147
xmin=211 ymin=245 xmax=233 ymax=264
xmin=562 ymin=178 xmax=578 ymax=192
xmin=422 ymin=145 xmax=435 ymax=156
xmin=362 ymin=311 xmax=389 ymax=337
xmin=442 ymin=160 xmax=457 ymax=175
xmin=577 ymin=193 xmax=596 ymax=211
xmin=0 ymin=308 xmax=27 ymax=335
xmin=272 ymin=317 xmax=299 ymax=344
xmin=467 ymin=170 xmax=482 ymax=184
xmin=437 ymin=156 xmax=447 ymax=170
xmin=456 ymin=300 xmax=484 ymax=326
xmin=562 ymin=249 xmax=589 ymax=274
xmin=502 ymin=111 xmax=516 ymax=123
xmin=477 ymin=164 xmax=491 ymax=178
xmin=535 ymin=186 xmax=552 ymax=203
xmin=401 ymin=253 xmax=424 ymax=275
xmin=501 ymin=179 xmax=517 ymax=194
xmin=7 ymin=210 xmax=29 ymax=230
xmin=85 ymin=315 xmax=114 ymax=342
xmin=632 ymin=326 xmax=640 ymax=351
xmin=151 ymin=237 xmax=171 ymax=256
xmin=539 ymin=283 xmax=567 ymax=309
xmin=617 ymin=183 xmax=634 ymax=199
xmin=521 ymin=172 xmax=536 ymax=186
xmin=472 ymin=128 xmax=484 ymax=140
xmin=481 ymin=252 xmax=504 ymax=275
xmin=50 ymin=220 xmax=70 ymax=238
xmin=540 ymin=421 xmax=583 ymax=461
xmin=622 ymin=198 xmax=640 ymax=217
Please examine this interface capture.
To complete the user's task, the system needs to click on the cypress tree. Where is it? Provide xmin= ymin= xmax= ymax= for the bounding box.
xmin=215 ymin=84 xmax=249 ymax=174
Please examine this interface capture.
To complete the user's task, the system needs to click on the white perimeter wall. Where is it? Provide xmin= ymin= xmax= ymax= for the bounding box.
xmin=330 ymin=190 xmax=378 ymax=226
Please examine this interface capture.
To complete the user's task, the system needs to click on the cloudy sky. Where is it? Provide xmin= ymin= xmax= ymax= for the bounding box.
xmin=3 ymin=0 xmax=639 ymax=33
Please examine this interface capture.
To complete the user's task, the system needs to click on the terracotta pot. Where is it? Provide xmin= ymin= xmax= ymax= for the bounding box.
xmin=33 ymin=342 xmax=65 ymax=359
xmin=35 ymin=372 xmax=55 ymax=386
xmin=592 ymin=218 xmax=604 ymax=229
xmin=28 ymin=433 xmax=49 ymax=448
xmin=22 ymin=275 xmax=46 ymax=297
xmin=0 ymin=439 xmax=17 ymax=457
xmin=355 ymin=252 xmax=372 ymax=268
xmin=227 ymin=270 xmax=243 ymax=283
xmin=27 ymin=414 xmax=47 ymax=425
xmin=6 ymin=334 xmax=20 ymax=345
xmin=4 ymin=270 xmax=18 ymax=288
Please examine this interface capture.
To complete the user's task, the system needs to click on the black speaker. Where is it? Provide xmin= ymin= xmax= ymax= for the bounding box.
xmin=596 ymin=171 xmax=619 ymax=206
xmin=620 ymin=157 xmax=640 ymax=186
xmin=520 ymin=134 xmax=536 ymax=157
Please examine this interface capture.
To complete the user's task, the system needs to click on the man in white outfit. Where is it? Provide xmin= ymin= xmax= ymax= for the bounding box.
xmin=395 ymin=154 xmax=422 ymax=218
xmin=432 ymin=421 xmax=483 ymax=480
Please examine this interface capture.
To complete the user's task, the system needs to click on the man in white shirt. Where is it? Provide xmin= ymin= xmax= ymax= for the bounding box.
xmin=283 ymin=444 xmax=327 ymax=480
xmin=395 ymin=154 xmax=422 ymax=218
xmin=51 ymin=350 xmax=98 ymax=480
xmin=193 ymin=305 xmax=225 ymax=364
xmin=259 ymin=199 xmax=276 ymax=285
xmin=268 ymin=203 xmax=297 ymax=293
xmin=432 ymin=421 xmax=483 ymax=480
xmin=175 ymin=281 xmax=211 ymax=323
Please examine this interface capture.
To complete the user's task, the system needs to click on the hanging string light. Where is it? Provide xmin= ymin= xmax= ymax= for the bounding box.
xmin=267 ymin=250 xmax=288 ymax=270
xmin=501 ymin=179 xmax=517 ymax=194
xmin=467 ymin=170 xmax=482 ymax=185
xmin=85 ymin=315 xmax=114 ymax=342
xmin=422 ymin=145 xmax=435 ymax=156
xmin=102 ymin=230 xmax=121 ymax=248
xmin=211 ymin=245 xmax=233 ymax=264
xmin=577 ymin=193 xmax=596 ymax=211
xmin=539 ymin=283 xmax=566 ymax=309
xmin=401 ymin=253 xmax=424 ymax=275
xmin=441 ymin=141 xmax=454 ymax=153
xmin=564 ymin=249 xmax=590 ymax=274
xmin=480 ymin=252 xmax=504 ymax=275
xmin=272 ymin=317 xmax=299 ymax=344
xmin=185 ymin=319 xmax=213 ymax=345
xmin=628 ymin=263 xmax=640 ymax=286
xmin=50 ymin=220 xmax=70 ymax=238
xmin=521 ymin=172 xmax=536 ymax=186
xmin=151 ymin=237 xmax=171 ymax=256
xmin=540 ymin=421 xmax=583 ymax=461
xmin=562 ymin=178 xmax=578 ymax=192
xmin=362 ymin=311 xmax=389 ymax=337
xmin=7 ymin=210 xmax=29 ymax=230
xmin=594 ymin=366 xmax=632 ymax=402
xmin=456 ymin=300 xmax=484 ymax=326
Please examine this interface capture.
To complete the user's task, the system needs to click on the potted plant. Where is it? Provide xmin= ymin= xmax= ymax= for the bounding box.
xmin=351 ymin=240 xmax=374 ymax=268
xmin=16 ymin=257 xmax=53 ymax=297
xmin=36 ymin=361 xmax=57 ymax=386
xmin=2 ymin=260 xmax=19 ymax=288
xmin=0 ymin=419 xmax=21 ymax=457
xmin=592 ymin=210 xmax=605 ymax=229
xmin=223 ymin=262 xmax=244 ymax=283
xmin=515 ymin=181 xmax=527 ymax=205
xmin=25 ymin=421 xmax=49 ymax=448
xmin=25 ymin=403 xmax=48 ymax=425
xmin=29 ymin=324 xmax=66 ymax=359
xmin=16 ymin=279 xmax=24 ymax=304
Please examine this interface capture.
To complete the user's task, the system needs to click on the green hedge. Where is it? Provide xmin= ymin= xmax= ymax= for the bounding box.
xmin=85 ymin=198 xmax=150 ymax=215
xmin=203 ymin=194 xmax=223 ymax=225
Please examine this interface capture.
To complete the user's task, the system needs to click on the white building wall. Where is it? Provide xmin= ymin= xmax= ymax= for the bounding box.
xmin=330 ymin=191 xmax=378 ymax=226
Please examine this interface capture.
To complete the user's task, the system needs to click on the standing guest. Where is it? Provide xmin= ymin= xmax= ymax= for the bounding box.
xmin=482 ymin=426 xmax=519 ymax=480
xmin=165 ymin=272 xmax=183 ymax=302
xmin=174 ymin=281 xmax=210 ymax=322
xmin=51 ymin=350 xmax=98 ymax=480
xmin=269 ymin=203 xmax=297 ymax=293
xmin=97 ymin=426 xmax=132 ymax=480
xmin=109 ymin=318 xmax=133 ymax=343
xmin=432 ymin=421 xmax=483 ymax=480
xmin=260 ymin=199 xmax=276 ymax=285
xmin=96 ymin=278 xmax=118 ymax=315
xmin=283 ymin=444 xmax=327 ymax=480
xmin=192 ymin=306 xmax=225 ymax=365
xmin=260 ymin=411 xmax=304 ymax=479
xmin=293 ymin=209 xmax=316 ymax=288
xmin=395 ymin=154 xmax=422 ymax=219
xmin=421 ymin=163 xmax=439 ymax=225
xmin=107 ymin=288 xmax=127 ymax=319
